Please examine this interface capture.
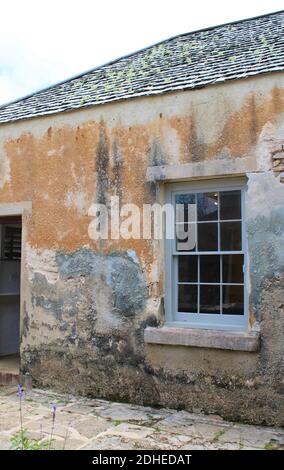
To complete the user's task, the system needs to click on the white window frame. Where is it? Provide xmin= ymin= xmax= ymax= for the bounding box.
xmin=165 ymin=178 xmax=248 ymax=331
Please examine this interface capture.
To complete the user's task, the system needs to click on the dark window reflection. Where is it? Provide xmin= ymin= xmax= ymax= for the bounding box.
xmin=178 ymin=256 xmax=198 ymax=282
xmin=220 ymin=221 xmax=241 ymax=251
xmin=197 ymin=192 xmax=218 ymax=221
xmin=178 ymin=285 xmax=198 ymax=313
xmin=220 ymin=190 xmax=241 ymax=220
xmin=222 ymin=285 xmax=244 ymax=315
xmin=222 ymin=255 xmax=244 ymax=283
xmin=200 ymin=255 xmax=220 ymax=283
xmin=200 ymin=285 xmax=220 ymax=314
xmin=198 ymin=223 xmax=218 ymax=251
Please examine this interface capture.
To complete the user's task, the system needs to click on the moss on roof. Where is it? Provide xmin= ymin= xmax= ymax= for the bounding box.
xmin=0 ymin=10 xmax=283 ymax=124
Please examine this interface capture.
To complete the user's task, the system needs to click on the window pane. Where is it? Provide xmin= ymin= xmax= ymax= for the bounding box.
xmin=222 ymin=255 xmax=244 ymax=283
xmin=178 ymin=285 xmax=198 ymax=313
xmin=220 ymin=190 xmax=241 ymax=220
xmin=197 ymin=192 xmax=218 ymax=221
xmin=200 ymin=285 xmax=220 ymax=314
xmin=222 ymin=285 xmax=244 ymax=315
xmin=198 ymin=223 xmax=218 ymax=251
xmin=220 ymin=221 xmax=241 ymax=251
xmin=175 ymin=194 xmax=196 ymax=223
xmin=178 ymin=256 xmax=198 ymax=282
xmin=200 ymin=255 xmax=220 ymax=283
xmin=176 ymin=223 xmax=196 ymax=251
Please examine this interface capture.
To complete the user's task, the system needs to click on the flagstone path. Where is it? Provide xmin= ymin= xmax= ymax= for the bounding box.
xmin=0 ymin=386 xmax=283 ymax=450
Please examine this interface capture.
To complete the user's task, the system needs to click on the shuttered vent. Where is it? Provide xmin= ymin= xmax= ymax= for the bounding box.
xmin=3 ymin=226 xmax=22 ymax=260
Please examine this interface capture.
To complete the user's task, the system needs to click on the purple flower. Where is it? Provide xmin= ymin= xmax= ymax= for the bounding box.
xmin=52 ymin=403 xmax=57 ymax=420
xmin=17 ymin=384 xmax=23 ymax=399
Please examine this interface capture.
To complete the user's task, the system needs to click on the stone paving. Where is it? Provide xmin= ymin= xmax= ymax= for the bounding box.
xmin=0 ymin=386 xmax=283 ymax=450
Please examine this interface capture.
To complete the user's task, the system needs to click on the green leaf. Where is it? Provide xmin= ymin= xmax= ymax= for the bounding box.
xmin=10 ymin=428 xmax=50 ymax=451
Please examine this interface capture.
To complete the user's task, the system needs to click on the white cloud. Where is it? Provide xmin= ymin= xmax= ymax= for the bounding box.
xmin=0 ymin=0 xmax=283 ymax=105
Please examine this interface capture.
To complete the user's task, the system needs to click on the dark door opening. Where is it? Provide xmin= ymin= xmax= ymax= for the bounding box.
xmin=0 ymin=216 xmax=22 ymax=361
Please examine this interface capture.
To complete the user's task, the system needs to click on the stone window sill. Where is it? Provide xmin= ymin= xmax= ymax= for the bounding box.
xmin=144 ymin=326 xmax=260 ymax=352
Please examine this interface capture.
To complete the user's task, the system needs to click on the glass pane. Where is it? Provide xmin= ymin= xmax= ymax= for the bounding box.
xmin=222 ymin=255 xmax=244 ymax=283
xmin=197 ymin=192 xmax=218 ymax=221
xmin=175 ymin=194 xmax=196 ymax=223
xmin=178 ymin=285 xmax=198 ymax=313
xmin=198 ymin=223 xmax=218 ymax=251
xmin=200 ymin=255 xmax=220 ymax=283
xmin=222 ymin=285 xmax=244 ymax=315
xmin=200 ymin=285 xmax=220 ymax=314
xmin=220 ymin=221 xmax=241 ymax=251
xmin=178 ymin=256 xmax=198 ymax=282
xmin=176 ymin=223 xmax=196 ymax=251
xmin=220 ymin=190 xmax=241 ymax=220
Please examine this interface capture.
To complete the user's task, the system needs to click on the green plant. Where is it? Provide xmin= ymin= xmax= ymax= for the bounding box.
xmin=211 ymin=429 xmax=226 ymax=442
xmin=264 ymin=440 xmax=283 ymax=450
xmin=10 ymin=428 xmax=49 ymax=450
xmin=112 ymin=419 xmax=123 ymax=426
xmin=10 ymin=385 xmax=61 ymax=450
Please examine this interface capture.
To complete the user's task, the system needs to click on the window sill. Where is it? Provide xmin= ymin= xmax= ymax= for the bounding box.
xmin=144 ymin=326 xmax=260 ymax=352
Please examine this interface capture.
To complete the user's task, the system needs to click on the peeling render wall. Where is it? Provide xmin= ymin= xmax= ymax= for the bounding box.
xmin=0 ymin=72 xmax=284 ymax=425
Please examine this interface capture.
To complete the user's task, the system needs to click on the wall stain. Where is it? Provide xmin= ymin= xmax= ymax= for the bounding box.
xmin=96 ymin=121 xmax=109 ymax=205
xmin=111 ymin=138 xmax=123 ymax=201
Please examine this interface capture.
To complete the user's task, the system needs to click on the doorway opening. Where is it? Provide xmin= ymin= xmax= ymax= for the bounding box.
xmin=0 ymin=216 xmax=21 ymax=376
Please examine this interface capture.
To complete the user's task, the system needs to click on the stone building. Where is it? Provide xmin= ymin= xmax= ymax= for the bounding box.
xmin=0 ymin=11 xmax=283 ymax=425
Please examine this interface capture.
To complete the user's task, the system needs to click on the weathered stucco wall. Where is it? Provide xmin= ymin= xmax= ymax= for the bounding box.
xmin=0 ymin=72 xmax=283 ymax=425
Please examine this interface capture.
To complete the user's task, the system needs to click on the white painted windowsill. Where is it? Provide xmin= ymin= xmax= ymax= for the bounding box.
xmin=144 ymin=326 xmax=260 ymax=352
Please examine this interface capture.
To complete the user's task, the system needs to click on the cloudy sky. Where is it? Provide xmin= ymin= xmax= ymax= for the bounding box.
xmin=0 ymin=0 xmax=283 ymax=106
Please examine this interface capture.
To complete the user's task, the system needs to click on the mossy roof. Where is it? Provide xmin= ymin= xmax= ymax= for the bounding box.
xmin=0 ymin=10 xmax=283 ymax=124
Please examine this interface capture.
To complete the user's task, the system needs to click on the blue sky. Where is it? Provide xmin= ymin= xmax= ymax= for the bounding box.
xmin=0 ymin=0 xmax=283 ymax=106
